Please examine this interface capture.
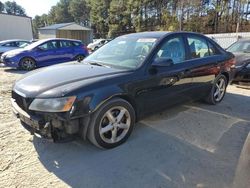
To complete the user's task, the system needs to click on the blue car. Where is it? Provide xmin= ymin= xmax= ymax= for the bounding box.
xmin=0 ymin=38 xmax=89 ymax=70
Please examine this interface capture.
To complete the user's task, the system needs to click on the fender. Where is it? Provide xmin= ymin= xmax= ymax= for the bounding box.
xmin=73 ymin=85 xmax=135 ymax=140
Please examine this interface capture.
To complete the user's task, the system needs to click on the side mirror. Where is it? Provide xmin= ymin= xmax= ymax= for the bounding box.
xmin=37 ymin=46 xmax=45 ymax=51
xmin=152 ymin=57 xmax=174 ymax=67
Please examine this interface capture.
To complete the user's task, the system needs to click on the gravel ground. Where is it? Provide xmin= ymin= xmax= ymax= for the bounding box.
xmin=0 ymin=66 xmax=250 ymax=188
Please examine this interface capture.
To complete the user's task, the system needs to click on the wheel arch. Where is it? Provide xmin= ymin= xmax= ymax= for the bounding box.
xmin=81 ymin=93 xmax=138 ymax=140
xmin=19 ymin=56 xmax=36 ymax=66
xmin=220 ymin=71 xmax=229 ymax=85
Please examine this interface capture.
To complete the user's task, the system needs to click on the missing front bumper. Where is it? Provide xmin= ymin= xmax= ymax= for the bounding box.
xmin=11 ymin=99 xmax=78 ymax=142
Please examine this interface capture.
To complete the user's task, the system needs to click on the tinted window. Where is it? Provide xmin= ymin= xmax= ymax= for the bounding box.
xmin=72 ymin=41 xmax=81 ymax=46
xmin=188 ymin=36 xmax=209 ymax=58
xmin=16 ymin=41 xmax=29 ymax=47
xmin=2 ymin=42 xmax=17 ymax=47
xmin=208 ymin=42 xmax=220 ymax=55
xmin=227 ymin=41 xmax=250 ymax=53
xmin=155 ymin=37 xmax=185 ymax=64
xmin=60 ymin=41 xmax=73 ymax=48
xmin=39 ymin=41 xmax=59 ymax=50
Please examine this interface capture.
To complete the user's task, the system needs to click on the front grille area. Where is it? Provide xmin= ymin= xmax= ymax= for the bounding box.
xmin=12 ymin=91 xmax=33 ymax=111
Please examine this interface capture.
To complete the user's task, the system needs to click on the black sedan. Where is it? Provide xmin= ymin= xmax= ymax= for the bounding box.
xmin=227 ymin=40 xmax=250 ymax=83
xmin=11 ymin=31 xmax=235 ymax=149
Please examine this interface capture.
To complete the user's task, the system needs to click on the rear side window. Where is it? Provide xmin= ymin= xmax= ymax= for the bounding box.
xmin=2 ymin=42 xmax=17 ymax=47
xmin=208 ymin=41 xmax=220 ymax=55
xmin=187 ymin=36 xmax=209 ymax=59
xmin=60 ymin=41 xmax=73 ymax=48
xmin=72 ymin=41 xmax=82 ymax=46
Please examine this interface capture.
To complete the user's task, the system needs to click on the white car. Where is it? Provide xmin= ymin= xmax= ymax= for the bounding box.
xmin=87 ymin=39 xmax=111 ymax=52
xmin=0 ymin=39 xmax=30 ymax=56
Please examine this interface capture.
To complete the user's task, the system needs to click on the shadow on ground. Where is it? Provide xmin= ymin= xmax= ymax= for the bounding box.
xmin=3 ymin=68 xmax=28 ymax=75
xmin=33 ymin=92 xmax=250 ymax=188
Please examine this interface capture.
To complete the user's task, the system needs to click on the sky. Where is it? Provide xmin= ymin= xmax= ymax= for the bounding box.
xmin=1 ymin=0 xmax=59 ymax=18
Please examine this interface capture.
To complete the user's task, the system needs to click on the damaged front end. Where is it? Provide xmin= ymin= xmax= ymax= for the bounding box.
xmin=11 ymin=91 xmax=82 ymax=142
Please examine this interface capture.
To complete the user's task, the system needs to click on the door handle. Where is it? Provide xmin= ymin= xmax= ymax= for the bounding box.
xmin=184 ymin=69 xmax=191 ymax=74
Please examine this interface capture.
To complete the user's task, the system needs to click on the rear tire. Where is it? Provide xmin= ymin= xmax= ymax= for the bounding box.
xmin=87 ymin=98 xmax=135 ymax=149
xmin=19 ymin=57 xmax=36 ymax=71
xmin=205 ymin=74 xmax=227 ymax=105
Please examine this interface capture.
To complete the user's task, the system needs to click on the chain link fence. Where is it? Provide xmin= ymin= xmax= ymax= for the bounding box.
xmin=206 ymin=32 xmax=250 ymax=49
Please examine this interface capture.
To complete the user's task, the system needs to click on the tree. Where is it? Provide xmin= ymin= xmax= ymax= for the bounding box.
xmin=0 ymin=1 xmax=4 ymax=12
xmin=4 ymin=1 xmax=26 ymax=16
xmin=89 ymin=0 xmax=111 ymax=38
xmin=32 ymin=14 xmax=49 ymax=38
xmin=47 ymin=0 xmax=74 ymax=23
xmin=108 ymin=0 xmax=133 ymax=37
xmin=69 ymin=0 xmax=90 ymax=26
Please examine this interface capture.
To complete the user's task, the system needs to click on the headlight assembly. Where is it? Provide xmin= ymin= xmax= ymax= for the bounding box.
xmin=6 ymin=53 xmax=18 ymax=58
xmin=246 ymin=63 xmax=250 ymax=69
xmin=29 ymin=96 xmax=76 ymax=112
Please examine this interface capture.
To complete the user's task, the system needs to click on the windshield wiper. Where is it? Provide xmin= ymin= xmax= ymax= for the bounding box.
xmin=86 ymin=61 xmax=111 ymax=68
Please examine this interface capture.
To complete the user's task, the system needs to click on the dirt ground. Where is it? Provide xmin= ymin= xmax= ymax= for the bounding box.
xmin=0 ymin=66 xmax=250 ymax=188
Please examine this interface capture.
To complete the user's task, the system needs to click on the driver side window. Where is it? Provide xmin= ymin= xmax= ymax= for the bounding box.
xmin=155 ymin=37 xmax=185 ymax=64
xmin=39 ymin=41 xmax=58 ymax=50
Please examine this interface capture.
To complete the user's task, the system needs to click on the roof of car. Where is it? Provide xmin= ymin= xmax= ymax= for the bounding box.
xmin=121 ymin=31 xmax=208 ymax=39
xmin=37 ymin=38 xmax=82 ymax=43
xmin=0 ymin=39 xmax=30 ymax=44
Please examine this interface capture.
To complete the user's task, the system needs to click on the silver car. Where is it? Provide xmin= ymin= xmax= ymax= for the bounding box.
xmin=0 ymin=39 xmax=30 ymax=56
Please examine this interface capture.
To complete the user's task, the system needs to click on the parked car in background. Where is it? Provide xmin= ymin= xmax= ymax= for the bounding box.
xmin=11 ymin=32 xmax=235 ymax=149
xmin=0 ymin=39 xmax=30 ymax=56
xmin=87 ymin=39 xmax=111 ymax=52
xmin=1 ymin=38 xmax=89 ymax=70
xmin=227 ymin=40 xmax=250 ymax=83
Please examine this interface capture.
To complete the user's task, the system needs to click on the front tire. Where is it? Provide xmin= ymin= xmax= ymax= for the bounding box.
xmin=19 ymin=57 xmax=36 ymax=71
xmin=87 ymin=98 xmax=135 ymax=149
xmin=206 ymin=74 xmax=228 ymax=105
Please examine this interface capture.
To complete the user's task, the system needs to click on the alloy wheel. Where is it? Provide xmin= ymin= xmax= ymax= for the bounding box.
xmin=21 ymin=58 xmax=35 ymax=70
xmin=99 ymin=106 xmax=131 ymax=144
xmin=214 ymin=77 xmax=226 ymax=102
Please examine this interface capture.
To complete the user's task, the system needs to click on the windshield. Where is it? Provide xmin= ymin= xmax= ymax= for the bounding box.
xmin=227 ymin=41 xmax=250 ymax=53
xmin=24 ymin=40 xmax=46 ymax=50
xmin=84 ymin=36 xmax=157 ymax=69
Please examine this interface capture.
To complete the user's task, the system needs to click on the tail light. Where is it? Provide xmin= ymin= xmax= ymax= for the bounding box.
xmin=82 ymin=45 xmax=89 ymax=53
xmin=228 ymin=57 xmax=236 ymax=68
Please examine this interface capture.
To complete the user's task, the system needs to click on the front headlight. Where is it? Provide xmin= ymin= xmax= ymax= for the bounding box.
xmin=6 ymin=53 xmax=18 ymax=58
xmin=246 ymin=63 xmax=250 ymax=69
xmin=29 ymin=96 xmax=76 ymax=112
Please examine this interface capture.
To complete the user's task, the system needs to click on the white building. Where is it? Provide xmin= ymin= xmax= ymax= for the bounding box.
xmin=0 ymin=13 xmax=33 ymax=41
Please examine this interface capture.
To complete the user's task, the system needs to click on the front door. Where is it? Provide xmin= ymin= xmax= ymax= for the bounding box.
xmin=35 ymin=40 xmax=61 ymax=66
xmin=135 ymin=35 xmax=194 ymax=116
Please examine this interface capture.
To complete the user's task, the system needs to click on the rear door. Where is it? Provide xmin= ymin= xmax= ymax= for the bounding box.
xmin=59 ymin=40 xmax=75 ymax=61
xmin=183 ymin=34 xmax=222 ymax=98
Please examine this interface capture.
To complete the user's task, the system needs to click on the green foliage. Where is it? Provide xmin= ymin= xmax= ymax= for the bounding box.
xmin=0 ymin=1 xmax=4 ymax=12
xmin=3 ymin=1 xmax=26 ymax=16
xmin=69 ymin=0 xmax=90 ymax=25
xmin=48 ymin=0 xmax=74 ymax=23
xmin=88 ymin=0 xmax=111 ymax=38
xmin=32 ymin=0 xmax=250 ymax=39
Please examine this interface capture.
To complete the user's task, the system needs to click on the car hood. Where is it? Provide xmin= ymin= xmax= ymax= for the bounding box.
xmin=3 ymin=48 xmax=26 ymax=56
xmin=13 ymin=62 xmax=128 ymax=98
xmin=233 ymin=52 xmax=250 ymax=66
xmin=0 ymin=47 xmax=19 ymax=53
